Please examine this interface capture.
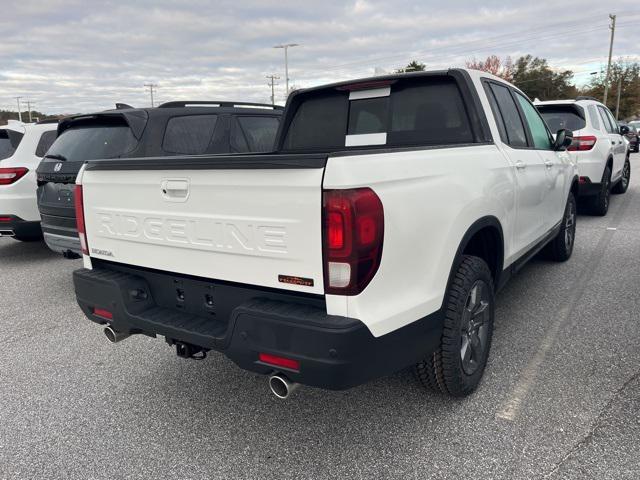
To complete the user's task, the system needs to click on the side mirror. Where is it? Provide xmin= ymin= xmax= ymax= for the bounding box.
xmin=554 ymin=129 xmax=573 ymax=151
xmin=620 ymin=125 xmax=630 ymax=135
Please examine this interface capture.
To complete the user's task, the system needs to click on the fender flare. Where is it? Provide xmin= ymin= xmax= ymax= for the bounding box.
xmin=442 ymin=216 xmax=505 ymax=304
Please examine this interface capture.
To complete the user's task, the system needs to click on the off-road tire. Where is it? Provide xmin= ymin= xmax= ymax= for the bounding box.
xmin=415 ymin=255 xmax=494 ymax=397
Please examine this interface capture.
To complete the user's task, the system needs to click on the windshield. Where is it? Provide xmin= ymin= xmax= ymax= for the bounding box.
xmin=0 ymin=129 xmax=24 ymax=160
xmin=46 ymin=124 xmax=138 ymax=162
xmin=538 ymin=106 xmax=586 ymax=132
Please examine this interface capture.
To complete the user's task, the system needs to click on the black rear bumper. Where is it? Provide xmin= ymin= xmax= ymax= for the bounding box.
xmin=73 ymin=262 xmax=443 ymax=390
xmin=0 ymin=215 xmax=41 ymax=238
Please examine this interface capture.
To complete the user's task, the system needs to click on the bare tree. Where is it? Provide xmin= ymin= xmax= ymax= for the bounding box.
xmin=465 ymin=55 xmax=514 ymax=81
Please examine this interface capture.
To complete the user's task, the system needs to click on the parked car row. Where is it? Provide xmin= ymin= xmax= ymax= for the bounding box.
xmin=0 ymin=68 xmax=633 ymax=400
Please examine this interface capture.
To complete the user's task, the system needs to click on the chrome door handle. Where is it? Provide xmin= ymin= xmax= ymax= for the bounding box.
xmin=515 ymin=161 xmax=527 ymax=170
xmin=544 ymin=160 xmax=554 ymax=169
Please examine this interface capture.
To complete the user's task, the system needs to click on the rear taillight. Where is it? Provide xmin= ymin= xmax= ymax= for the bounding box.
xmin=322 ymin=188 xmax=384 ymax=295
xmin=567 ymin=135 xmax=597 ymax=151
xmin=74 ymin=185 xmax=89 ymax=255
xmin=0 ymin=167 xmax=28 ymax=185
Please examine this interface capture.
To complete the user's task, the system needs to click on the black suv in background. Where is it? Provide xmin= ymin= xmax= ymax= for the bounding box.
xmin=619 ymin=122 xmax=639 ymax=153
xmin=36 ymin=101 xmax=282 ymax=257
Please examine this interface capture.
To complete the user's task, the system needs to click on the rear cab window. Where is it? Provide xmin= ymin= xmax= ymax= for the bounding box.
xmin=0 ymin=129 xmax=24 ymax=160
xmin=48 ymin=117 xmax=138 ymax=162
xmin=537 ymin=105 xmax=587 ymax=132
xmin=281 ymin=75 xmax=475 ymax=152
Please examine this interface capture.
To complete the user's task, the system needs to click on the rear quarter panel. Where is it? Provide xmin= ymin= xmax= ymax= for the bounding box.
xmin=323 ymin=144 xmax=515 ymax=337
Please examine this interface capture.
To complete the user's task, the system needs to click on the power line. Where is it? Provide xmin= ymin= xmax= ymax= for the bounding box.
xmin=301 ymin=12 xmax=627 ymax=76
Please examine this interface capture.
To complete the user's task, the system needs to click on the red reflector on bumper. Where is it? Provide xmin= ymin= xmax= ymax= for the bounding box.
xmin=258 ymin=353 xmax=300 ymax=371
xmin=93 ymin=308 xmax=113 ymax=320
xmin=0 ymin=217 xmax=12 ymax=222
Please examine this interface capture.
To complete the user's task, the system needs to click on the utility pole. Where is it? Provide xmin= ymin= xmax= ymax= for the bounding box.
xmin=144 ymin=83 xmax=158 ymax=107
xmin=603 ymin=14 xmax=616 ymax=106
xmin=615 ymin=77 xmax=622 ymax=120
xmin=26 ymin=100 xmax=33 ymax=123
xmin=14 ymin=97 xmax=22 ymax=122
xmin=273 ymin=43 xmax=299 ymax=97
xmin=266 ymin=75 xmax=280 ymax=105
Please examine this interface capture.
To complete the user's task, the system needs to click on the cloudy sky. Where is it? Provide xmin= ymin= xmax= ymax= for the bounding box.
xmin=1 ymin=0 xmax=639 ymax=114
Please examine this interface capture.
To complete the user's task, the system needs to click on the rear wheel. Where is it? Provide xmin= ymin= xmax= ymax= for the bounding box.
xmin=591 ymin=166 xmax=611 ymax=216
xmin=415 ymin=255 xmax=494 ymax=397
xmin=545 ymin=192 xmax=577 ymax=262
xmin=612 ymin=157 xmax=631 ymax=194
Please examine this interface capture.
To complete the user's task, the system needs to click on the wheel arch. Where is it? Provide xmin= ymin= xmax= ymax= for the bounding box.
xmin=444 ymin=216 xmax=505 ymax=297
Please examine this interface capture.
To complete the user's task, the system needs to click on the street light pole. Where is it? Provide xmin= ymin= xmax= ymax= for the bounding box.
xmin=273 ymin=43 xmax=299 ymax=97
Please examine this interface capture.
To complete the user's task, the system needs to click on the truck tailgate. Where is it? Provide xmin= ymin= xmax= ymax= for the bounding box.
xmin=80 ymin=155 xmax=327 ymax=294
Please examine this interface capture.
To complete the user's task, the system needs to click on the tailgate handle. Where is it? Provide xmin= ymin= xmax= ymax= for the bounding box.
xmin=161 ymin=179 xmax=190 ymax=202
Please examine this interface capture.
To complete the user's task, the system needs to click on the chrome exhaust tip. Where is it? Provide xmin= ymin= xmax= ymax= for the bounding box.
xmin=0 ymin=230 xmax=15 ymax=237
xmin=103 ymin=326 xmax=130 ymax=344
xmin=268 ymin=373 xmax=300 ymax=399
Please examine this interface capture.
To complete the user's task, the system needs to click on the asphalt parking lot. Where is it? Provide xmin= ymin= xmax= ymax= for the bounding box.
xmin=1 ymin=155 xmax=639 ymax=480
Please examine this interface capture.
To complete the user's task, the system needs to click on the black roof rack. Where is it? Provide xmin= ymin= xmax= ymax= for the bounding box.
xmin=158 ymin=100 xmax=284 ymax=110
xmin=575 ymin=96 xmax=600 ymax=102
xmin=36 ymin=118 xmax=60 ymax=124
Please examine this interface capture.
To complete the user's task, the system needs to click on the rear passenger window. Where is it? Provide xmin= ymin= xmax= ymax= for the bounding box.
xmin=515 ymin=93 xmax=553 ymax=150
xmin=488 ymin=83 xmax=528 ymax=148
xmin=163 ymin=115 xmax=218 ymax=154
xmin=483 ymin=84 xmax=508 ymax=143
xmin=35 ymin=130 xmax=58 ymax=157
xmin=232 ymin=116 xmax=279 ymax=152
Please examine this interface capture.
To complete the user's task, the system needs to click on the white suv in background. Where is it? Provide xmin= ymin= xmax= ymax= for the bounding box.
xmin=0 ymin=120 xmax=58 ymax=241
xmin=536 ymin=97 xmax=630 ymax=216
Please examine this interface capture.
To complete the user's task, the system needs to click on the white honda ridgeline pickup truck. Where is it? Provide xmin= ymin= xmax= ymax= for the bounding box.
xmin=73 ymin=69 xmax=578 ymax=399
